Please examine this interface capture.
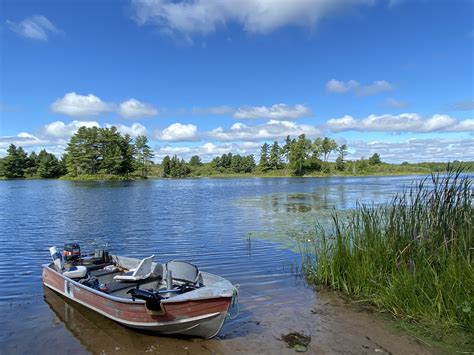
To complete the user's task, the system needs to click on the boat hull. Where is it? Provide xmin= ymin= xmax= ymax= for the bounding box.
xmin=42 ymin=266 xmax=232 ymax=338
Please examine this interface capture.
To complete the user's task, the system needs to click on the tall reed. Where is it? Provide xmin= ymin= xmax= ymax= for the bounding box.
xmin=302 ymin=169 xmax=473 ymax=339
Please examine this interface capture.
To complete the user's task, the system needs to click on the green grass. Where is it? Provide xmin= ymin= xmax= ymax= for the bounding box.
xmin=301 ymin=169 xmax=473 ymax=349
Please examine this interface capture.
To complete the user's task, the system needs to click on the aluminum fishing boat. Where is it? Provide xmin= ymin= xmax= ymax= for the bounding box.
xmin=42 ymin=245 xmax=235 ymax=338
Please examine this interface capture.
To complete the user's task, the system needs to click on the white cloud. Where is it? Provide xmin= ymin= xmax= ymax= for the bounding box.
xmin=51 ymin=92 xmax=112 ymax=117
xmin=105 ymin=123 xmax=147 ymax=137
xmin=43 ymin=120 xmax=100 ymax=138
xmin=154 ymin=123 xmax=199 ymax=142
xmin=154 ymin=141 xmax=261 ymax=162
xmin=348 ymin=138 xmax=474 ymax=163
xmin=325 ymin=79 xmax=359 ymax=93
xmin=233 ymin=104 xmax=312 ymax=120
xmin=326 ymin=79 xmax=394 ymax=96
xmin=384 ymin=97 xmax=409 ymax=109
xmin=327 ymin=113 xmax=473 ymax=133
xmin=118 ymin=98 xmax=158 ymax=119
xmin=0 ymin=132 xmax=50 ymax=149
xmin=131 ymin=0 xmax=375 ymax=40
xmin=6 ymin=15 xmax=61 ymax=41
xmin=208 ymin=120 xmax=321 ymax=142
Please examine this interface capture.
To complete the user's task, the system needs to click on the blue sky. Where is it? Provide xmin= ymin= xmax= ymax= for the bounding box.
xmin=1 ymin=0 xmax=473 ymax=162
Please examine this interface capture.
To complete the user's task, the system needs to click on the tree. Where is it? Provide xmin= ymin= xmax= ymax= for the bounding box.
xmin=369 ymin=153 xmax=382 ymax=165
xmin=2 ymin=144 xmax=28 ymax=178
xmin=269 ymin=141 xmax=282 ymax=170
xmin=25 ymin=151 xmax=39 ymax=177
xmin=189 ymin=155 xmax=202 ymax=166
xmin=259 ymin=143 xmax=270 ymax=171
xmin=37 ymin=149 xmax=62 ymax=178
xmin=282 ymin=135 xmax=295 ymax=164
xmin=321 ymin=137 xmax=338 ymax=162
xmin=65 ymin=126 xmax=101 ymax=176
xmin=335 ymin=144 xmax=348 ymax=171
xmin=135 ymin=135 xmax=154 ymax=177
xmin=289 ymin=134 xmax=311 ymax=176
xmin=162 ymin=156 xmax=171 ymax=177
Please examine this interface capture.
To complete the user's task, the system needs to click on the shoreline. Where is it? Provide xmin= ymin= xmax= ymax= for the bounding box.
xmin=3 ymin=169 xmax=471 ymax=182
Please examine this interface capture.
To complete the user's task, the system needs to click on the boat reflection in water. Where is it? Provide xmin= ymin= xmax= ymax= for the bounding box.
xmin=43 ymin=287 xmax=227 ymax=354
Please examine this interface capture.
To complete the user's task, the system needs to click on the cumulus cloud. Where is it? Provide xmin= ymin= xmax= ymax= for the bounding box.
xmin=326 ymin=79 xmax=394 ymax=96
xmin=118 ymin=98 xmax=158 ymax=119
xmin=0 ymin=132 xmax=50 ymax=148
xmin=327 ymin=113 xmax=473 ymax=133
xmin=233 ymin=104 xmax=312 ymax=120
xmin=6 ymin=15 xmax=61 ymax=41
xmin=105 ymin=123 xmax=147 ymax=137
xmin=43 ymin=120 xmax=101 ymax=138
xmin=154 ymin=123 xmax=199 ymax=142
xmin=208 ymin=120 xmax=321 ymax=142
xmin=348 ymin=138 xmax=474 ymax=163
xmin=154 ymin=141 xmax=261 ymax=162
xmin=51 ymin=92 xmax=112 ymax=117
xmin=43 ymin=120 xmax=148 ymax=139
xmin=131 ymin=0 xmax=375 ymax=40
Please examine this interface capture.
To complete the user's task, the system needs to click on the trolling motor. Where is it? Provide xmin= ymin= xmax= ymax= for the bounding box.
xmin=127 ymin=289 xmax=164 ymax=311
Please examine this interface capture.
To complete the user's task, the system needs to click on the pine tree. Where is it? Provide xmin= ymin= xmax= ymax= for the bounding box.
xmin=269 ymin=141 xmax=282 ymax=170
xmin=259 ymin=143 xmax=270 ymax=171
xmin=2 ymin=144 xmax=28 ymax=178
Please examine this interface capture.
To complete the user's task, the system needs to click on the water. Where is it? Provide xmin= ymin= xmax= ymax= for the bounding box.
xmin=0 ymin=175 xmax=433 ymax=353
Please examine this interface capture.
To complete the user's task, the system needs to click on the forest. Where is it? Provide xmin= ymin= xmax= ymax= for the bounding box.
xmin=0 ymin=126 xmax=472 ymax=179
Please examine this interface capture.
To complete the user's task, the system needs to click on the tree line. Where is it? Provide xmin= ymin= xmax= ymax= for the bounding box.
xmin=6 ymin=125 xmax=461 ymax=180
xmin=0 ymin=144 xmax=66 ymax=178
xmin=0 ymin=126 xmax=154 ymax=179
xmin=257 ymin=134 xmax=381 ymax=176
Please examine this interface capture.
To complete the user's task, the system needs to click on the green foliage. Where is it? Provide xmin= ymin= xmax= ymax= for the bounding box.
xmin=210 ymin=153 xmax=256 ymax=174
xmin=64 ymin=126 xmax=136 ymax=177
xmin=189 ymin=155 xmax=202 ymax=166
xmin=302 ymin=170 xmax=474 ymax=346
xmin=161 ymin=155 xmax=191 ymax=178
xmin=369 ymin=152 xmax=382 ymax=165
xmin=134 ymin=135 xmax=154 ymax=177
xmin=259 ymin=143 xmax=270 ymax=171
xmin=289 ymin=134 xmax=311 ymax=176
xmin=1 ymin=144 xmax=28 ymax=178
xmin=269 ymin=141 xmax=283 ymax=170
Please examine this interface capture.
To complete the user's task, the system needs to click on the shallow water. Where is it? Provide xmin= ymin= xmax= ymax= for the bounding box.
xmin=0 ymin=175 xmax=437 ymax=353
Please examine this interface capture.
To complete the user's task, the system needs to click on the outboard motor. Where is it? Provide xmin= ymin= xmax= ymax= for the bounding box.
xmin=127 ymin=289 xmax=164 ymax=311
xmin=49 ymin=246 xmax=64 ymax=271
xmin=63 ymin=243 xmax=81 ymax=262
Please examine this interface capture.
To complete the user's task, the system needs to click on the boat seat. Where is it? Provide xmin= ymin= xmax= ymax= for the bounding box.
xmin=63 ymin=265 xmax=88 ymax=279
xmin=165 ymin=260 xmax=201 ymax=285
xmin=114 ymin=255 xmax=154 ymax=282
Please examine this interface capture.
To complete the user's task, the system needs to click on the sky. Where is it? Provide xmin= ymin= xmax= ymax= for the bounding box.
xmin=0 ymin=0 xmax=473 ymax=163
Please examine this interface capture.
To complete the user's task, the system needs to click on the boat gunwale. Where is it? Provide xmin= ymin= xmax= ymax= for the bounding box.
xmin=42 ymin=262 xmax=234 ymax=304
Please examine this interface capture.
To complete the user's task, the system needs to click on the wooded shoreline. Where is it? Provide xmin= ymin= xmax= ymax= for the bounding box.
xmin=1 ymin=125 xmax=473 ymax=180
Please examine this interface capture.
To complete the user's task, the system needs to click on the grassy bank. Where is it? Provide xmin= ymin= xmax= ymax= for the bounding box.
xmin=301 ymin=170 xmax=473 ymax=349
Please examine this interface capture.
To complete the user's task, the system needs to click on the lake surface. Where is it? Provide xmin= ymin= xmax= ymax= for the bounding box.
xmin=0 ymin=175 xmax=436 ymax=353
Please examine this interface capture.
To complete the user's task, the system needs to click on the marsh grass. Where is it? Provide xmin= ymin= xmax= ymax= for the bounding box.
xmin=302 ymin=169 xmax=473 ymax=347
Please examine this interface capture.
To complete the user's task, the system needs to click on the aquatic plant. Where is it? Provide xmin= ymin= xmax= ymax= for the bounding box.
xmin=302 ymin=169 xmax=473 ymax=344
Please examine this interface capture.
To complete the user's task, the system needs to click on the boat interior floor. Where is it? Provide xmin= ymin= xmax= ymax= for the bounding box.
xmin=85 ymin=268 xmax=163 ymax=298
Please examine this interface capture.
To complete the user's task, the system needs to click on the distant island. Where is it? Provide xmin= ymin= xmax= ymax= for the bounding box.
xmin=1 ymin=126 xmax=473 ymax=180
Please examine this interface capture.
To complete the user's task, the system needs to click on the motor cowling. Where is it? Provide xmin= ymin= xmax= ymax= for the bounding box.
xmin=63 ymin=243 xmax=81 ymax=262
xmin=127 ymin=288 xmax=163 ymax=311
